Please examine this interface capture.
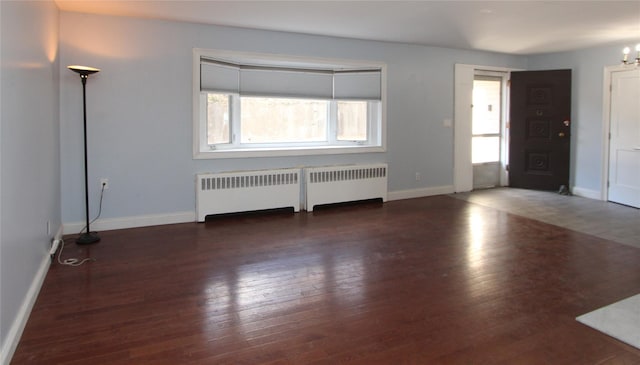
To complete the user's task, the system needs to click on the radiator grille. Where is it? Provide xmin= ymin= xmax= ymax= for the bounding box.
xmin=201 ymin=172 xmax=298 ymax=191
xmin=309 ymin=166 xmax=386 ymax=184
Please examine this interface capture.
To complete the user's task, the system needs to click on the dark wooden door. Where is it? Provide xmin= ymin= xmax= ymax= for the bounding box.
xmin=509 ymin=70 xmax=571 ymax=191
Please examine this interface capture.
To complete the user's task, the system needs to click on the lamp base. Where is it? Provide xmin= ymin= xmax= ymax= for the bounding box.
xmin=76 ymin=232 xmax=100 ymax=245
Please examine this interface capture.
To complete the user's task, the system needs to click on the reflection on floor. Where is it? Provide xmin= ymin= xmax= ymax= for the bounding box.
xmin=450 ymin=188 xmax=640 ymax=249
xmin=451 ymin=187 xmax=640 ymax=349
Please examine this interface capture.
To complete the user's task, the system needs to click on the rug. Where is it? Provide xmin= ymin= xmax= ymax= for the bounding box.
xmin=576 ymin=293 xmax=640 ymax=349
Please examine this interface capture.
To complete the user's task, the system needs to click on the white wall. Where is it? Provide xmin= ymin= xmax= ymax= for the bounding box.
xmin=59 ymin=12 xmax=527 ymax=227
xmin=528 ymin=45 xmax=625 ymax=198
xmin=0 ymin=1 xmax=60 ymax=362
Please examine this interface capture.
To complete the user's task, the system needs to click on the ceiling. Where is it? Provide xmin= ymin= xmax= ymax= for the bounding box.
xmin=55 ymin=1 xmax=640 ymax=55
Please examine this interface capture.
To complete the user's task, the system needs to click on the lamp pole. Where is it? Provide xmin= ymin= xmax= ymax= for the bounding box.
xmin=68 ymin=65 xmax=101 ymax=245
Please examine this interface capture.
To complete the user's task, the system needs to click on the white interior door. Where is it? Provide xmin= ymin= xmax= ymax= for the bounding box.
xmin=608 ymin=68 xmax=640 ymax=208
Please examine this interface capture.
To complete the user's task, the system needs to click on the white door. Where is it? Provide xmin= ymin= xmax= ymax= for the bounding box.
xmin=608 ymin=68 xmax=640 ymax=208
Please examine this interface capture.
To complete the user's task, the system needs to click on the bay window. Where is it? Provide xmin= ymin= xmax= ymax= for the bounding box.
xmin=193 ymin=49 xmax=386 ymax=158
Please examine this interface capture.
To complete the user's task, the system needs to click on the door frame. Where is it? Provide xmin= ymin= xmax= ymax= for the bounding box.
xmin=600 ymin=65 xmax=637 ymax=201
xmin=454 ymin=64 xmax=521 ymax=192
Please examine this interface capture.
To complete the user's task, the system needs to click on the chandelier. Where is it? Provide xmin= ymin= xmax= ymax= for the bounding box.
xmin=622 ymin=44 xmax=640 ymax=65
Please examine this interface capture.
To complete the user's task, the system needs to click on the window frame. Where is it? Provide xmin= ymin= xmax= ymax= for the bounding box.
xmin=193 ymin=48 xmax=387 ymax=159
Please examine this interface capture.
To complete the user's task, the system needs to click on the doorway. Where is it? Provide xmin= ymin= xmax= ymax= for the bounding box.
xmin=454 ymin=65 xmax=571 ymax=194
xmin=454 ymin=64 xmax=516 ymax=193
xmin=472 ymin=72 xmax=508 ymax=189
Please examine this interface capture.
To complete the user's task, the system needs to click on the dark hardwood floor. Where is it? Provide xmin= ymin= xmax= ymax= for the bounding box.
xmin=12 ymin=196 xmax=640 ymax=364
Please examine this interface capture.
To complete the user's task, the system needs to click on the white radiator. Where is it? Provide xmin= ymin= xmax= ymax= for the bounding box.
xmin=305 ymin=164 xmax=388 ymax=211
xmin=196 ymin=168 xmax=301 ymax=222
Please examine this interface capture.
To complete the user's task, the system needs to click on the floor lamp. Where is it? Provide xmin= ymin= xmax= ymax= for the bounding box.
xmin=68 ymin=65 xmax=101 ymax=245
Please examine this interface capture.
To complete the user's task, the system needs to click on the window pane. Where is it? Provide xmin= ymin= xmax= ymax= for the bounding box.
xmin=472 ymin=136 xmax=500 ymax=163
xmin=472 ymin=79 xmax=501 ymax=135
xmin=240 ymin=97 xmax=328 ymax=143
xmin=207 ymin=93 xmax=230 ymax=144
xmin=337 ymin=101 xmax=368 ymax=141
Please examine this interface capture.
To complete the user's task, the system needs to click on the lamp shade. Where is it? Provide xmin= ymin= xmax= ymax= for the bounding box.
xmin=68 ymin=65 xmax=100 ymax=76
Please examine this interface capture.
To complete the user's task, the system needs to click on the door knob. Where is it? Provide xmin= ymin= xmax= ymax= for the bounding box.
xmin=558 ymin=132 xmax=565 ymax=137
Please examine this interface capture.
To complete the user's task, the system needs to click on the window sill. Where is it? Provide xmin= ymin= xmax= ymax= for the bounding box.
xmin=193 ymin=145 xmax=385 ymax=159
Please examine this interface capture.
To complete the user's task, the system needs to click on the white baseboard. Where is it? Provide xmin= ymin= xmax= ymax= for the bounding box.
xmin=64 ymin=211 xmax=196 ymax=234
xmin=388 ymin=185 xmax=455 ymax=201
xmin=571 ymin=186 xmax=602 ymax=200
xmin=63 ymin=187 xmax=457 ymax=235
xmin=1 ymin=252 xmax=51 ymax=365
xmin=61 ymin=186 xmax=458 ymax=234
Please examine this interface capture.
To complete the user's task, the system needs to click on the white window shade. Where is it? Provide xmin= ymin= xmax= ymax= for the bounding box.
xmin=240 ymin=68 xmax=333 ymax=98
xmin=200 ymin=62 xmax=238 ymax=93
xmin=334 ymin=71 xmax=381 ymax=100
xmin=200 ymin=57 xmax=381 ymax=101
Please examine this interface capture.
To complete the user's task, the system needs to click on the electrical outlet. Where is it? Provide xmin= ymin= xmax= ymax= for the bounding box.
xmin=100 ymin=178 xmax=109 ymax=190
xmin=415 ymin=172 xmax=421 ymax=181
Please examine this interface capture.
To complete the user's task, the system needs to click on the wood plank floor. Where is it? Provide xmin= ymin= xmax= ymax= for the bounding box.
xmin=11 ymin=196 xmax=640 ymax=364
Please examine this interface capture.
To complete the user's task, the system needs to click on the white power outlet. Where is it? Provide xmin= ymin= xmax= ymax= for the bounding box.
xmin=415 ymin=172 xmax=421 ymax=181
xmin=100 ymin=178 xmax=109 ymax=190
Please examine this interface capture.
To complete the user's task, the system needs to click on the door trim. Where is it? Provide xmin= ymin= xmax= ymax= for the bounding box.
xmin=600 ymin=65 xmax=637 ymax=202
xmin=454 ymin=64 xmax=520 ymax=192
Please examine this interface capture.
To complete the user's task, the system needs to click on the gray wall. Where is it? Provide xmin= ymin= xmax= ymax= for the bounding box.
xmin=0 ymin=0 xmax=60 ymax=357
xmin=59 ymin=12 xmax=527 ymax=225
xmin=528 ymin=45 xmax=624 ymax=195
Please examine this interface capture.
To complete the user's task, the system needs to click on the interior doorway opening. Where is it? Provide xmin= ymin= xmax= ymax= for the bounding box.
xmin=472 ymin=71 xmax=509 ymax=189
